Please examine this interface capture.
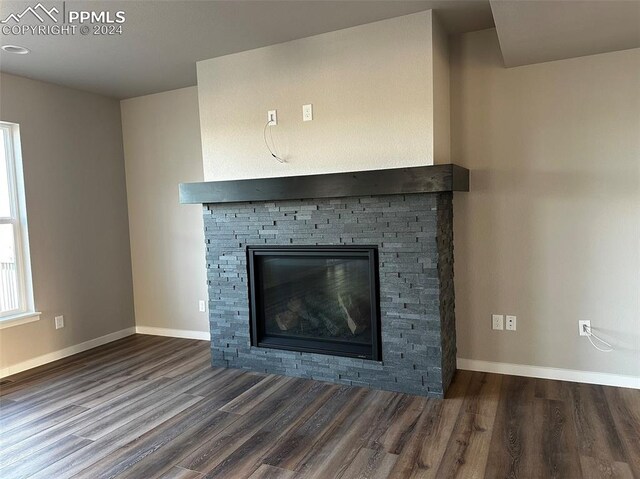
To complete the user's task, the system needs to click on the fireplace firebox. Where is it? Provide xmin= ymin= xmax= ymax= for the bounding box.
xmin=247 ymin=246 xmax=381 ymax=360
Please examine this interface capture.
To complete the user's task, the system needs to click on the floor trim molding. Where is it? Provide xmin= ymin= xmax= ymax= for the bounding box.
xmin=0 ymin=327 xmax=136 ymax=378
xmin=135 ymin=326 xmax=211 ymax=341
xmin=457 ymin=358 xmax=640 ymax=390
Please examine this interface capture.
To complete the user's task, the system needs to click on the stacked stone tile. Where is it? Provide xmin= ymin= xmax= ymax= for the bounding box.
xmin=203 ymin=192 xmax=456 ymax=397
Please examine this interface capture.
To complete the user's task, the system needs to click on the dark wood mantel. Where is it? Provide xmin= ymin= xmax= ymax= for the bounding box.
xmin=179 ymin=164 xmax=468 ymax=205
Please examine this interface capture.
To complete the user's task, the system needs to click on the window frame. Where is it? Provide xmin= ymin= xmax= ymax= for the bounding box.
xmin=0 ymin=121 xmax=39 ymax=328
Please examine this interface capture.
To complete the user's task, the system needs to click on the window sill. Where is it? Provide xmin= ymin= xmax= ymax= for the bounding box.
xmin=0 ymin=311 xmax=41 ymax=329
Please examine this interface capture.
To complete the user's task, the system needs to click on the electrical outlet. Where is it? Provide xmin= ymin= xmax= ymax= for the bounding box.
xmin=267 ymin=110 xmax=277 ymax=125
xmin=302 ymin=104 xmax=313 ymax=121
xmin=506 ymin=315 xmax=517 ymax=331
xmin=579 ymin=320 xmax=591 ymax=336
xmin=492 ymin=314 xmax=504 ymax=330
xmin=199 ymin=300 xmax=206 ymax=313
xmin=55 ymin=315 xmax=64 ymax=329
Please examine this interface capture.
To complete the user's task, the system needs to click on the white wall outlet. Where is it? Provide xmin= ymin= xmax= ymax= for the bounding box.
xmin=267 ymin=110 xmax=277 ymax=125
xmin=302 ymin=104 xmax=313 ymax=121
xmin=506 ymin=315 xmax=517 ymax=331
xmin=492 ymin=314 xmax=504 ymax=330
xmin=579 ymin=320 xmax=591 ymax=336
xmin=199 ymin=300 xmax=206 ymax=313
xmin=55 ymin=315 xmax=64 ymax=329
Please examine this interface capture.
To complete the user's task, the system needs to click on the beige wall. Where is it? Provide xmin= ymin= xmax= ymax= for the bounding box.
xmin=0 ymin=73 xmax=135 ymax=371
xmin=197 ymin=11 xmax=443 ymax=181
xmin=432 ymin=13 xmax=450 ymax=164
xmin=121 ymin=87 xmax=208 ymax=335
xmin=449 ymin=29 xmax=640 ymax=377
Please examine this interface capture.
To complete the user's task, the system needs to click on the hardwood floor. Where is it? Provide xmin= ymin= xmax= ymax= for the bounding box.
xmin=0 ymin=335 xmax=638 ymax=478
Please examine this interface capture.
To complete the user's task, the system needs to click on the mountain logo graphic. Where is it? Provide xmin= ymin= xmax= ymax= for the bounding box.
xmin=1 ymin=3 xmax=59 ymax=24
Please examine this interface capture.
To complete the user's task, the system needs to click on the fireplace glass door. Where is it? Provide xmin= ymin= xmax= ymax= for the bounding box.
xmin=248 ymin=246 xmax=380 ymax=360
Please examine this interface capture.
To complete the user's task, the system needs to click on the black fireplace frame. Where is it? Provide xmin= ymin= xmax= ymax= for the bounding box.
xmin=247 ymin=245 xmax=382 ymax=361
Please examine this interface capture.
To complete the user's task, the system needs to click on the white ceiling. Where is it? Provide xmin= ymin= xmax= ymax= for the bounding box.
xmin=491 ymin=0 xmax=640 ymax=67
xmin=0 ymin=0 xmax=494 ymax=99
xmin=1 ymin=1 xmax=638 ymax=99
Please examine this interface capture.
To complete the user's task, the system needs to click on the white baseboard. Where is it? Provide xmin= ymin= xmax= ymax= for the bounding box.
xmin=0 ymin=327 xmax=136 ymax=378
xmin=135 ymin=326 xmax=210 ymax=341
xmin=5 ymin=330 xmax=633 ymax=389
xmin=457 ymin=358 xmax=640 ymax=390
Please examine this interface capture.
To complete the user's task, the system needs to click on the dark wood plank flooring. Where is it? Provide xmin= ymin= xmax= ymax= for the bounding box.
xmin=0 ymin=334 xmax=638 ymax=478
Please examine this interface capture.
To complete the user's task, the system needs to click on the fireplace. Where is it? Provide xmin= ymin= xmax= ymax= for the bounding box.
xmin=180 ymin=164 xmax=468 ymax=397
xmin=247 ymin=246 xmax=381 ymax=360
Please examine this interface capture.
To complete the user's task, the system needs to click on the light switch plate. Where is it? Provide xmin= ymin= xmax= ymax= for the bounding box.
xmin=55 ymin=315 xmax=64 ymax=329
xmin=199 ymin=300 xmax=206 ymax=313
xmin=492 ymin=314 xmax=504 ymax=330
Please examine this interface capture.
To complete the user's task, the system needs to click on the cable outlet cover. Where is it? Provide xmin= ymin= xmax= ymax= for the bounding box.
xmin=267 ymin=110 xmax=277 ymax=125
xmin=579 ymin=320 xmax=591 ymax=336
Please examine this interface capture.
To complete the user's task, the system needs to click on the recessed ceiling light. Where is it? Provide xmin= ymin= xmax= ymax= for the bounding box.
xmin=1 ymin=45 xmax=30 ymax=55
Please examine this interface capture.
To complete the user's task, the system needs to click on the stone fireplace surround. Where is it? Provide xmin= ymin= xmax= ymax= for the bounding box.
xmin=180 ymin=165 xmax=468 ymax=397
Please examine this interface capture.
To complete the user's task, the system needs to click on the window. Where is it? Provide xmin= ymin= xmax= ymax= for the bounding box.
xmin=0 ymin=122 xmax=38 ymax=328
